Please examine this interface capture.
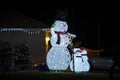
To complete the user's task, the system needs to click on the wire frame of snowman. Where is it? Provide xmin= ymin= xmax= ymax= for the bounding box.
xmin=70 ymin=47 xmax=90 ymax=73
xmin=46 ymin=9 xmax=76 ymax=71
xmin=46 ymin=20 xmax=76 ymax=71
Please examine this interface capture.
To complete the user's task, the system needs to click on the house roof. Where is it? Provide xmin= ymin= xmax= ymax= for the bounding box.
xmin=0 ymin=11 xmax=50 ymax=28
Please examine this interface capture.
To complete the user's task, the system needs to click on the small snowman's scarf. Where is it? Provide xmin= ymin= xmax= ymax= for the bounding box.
xmin=54 ymin=31 xmax=66 ymax=44
xmin=75 ymin=47 xmax=85 ymax=53
xmin=80 ymin=47 xmax=87 ymax=56
xmin=75 ymin=47 xmax=85 ymax=62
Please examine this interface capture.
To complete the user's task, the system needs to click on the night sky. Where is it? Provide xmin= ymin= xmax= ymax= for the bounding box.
xmin=1 ymin=1 xmax=119 ymax=49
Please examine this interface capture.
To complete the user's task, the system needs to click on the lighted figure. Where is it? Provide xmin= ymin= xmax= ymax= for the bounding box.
xmin=46 ymin=20 xmax=76 ymax=71
xmin=70 ymin=48 xmax=84 ymax=72
xmin=70 ymin=47 xmax=90 ymax=72
xmin=80 ymin=47 xmax=90 ymax=72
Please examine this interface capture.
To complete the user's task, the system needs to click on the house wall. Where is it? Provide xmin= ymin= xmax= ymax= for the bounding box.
xmin=0 ymin=31 xmax=47 ymax=64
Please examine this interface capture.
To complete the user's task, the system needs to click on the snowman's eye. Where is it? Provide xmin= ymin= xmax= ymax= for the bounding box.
xmin=63 ymin=24 xmax=66 ymax=27
xmin=60 ymin=23 xmax=63 ymax=26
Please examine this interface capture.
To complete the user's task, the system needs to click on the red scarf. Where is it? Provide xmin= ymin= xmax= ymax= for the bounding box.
xmin=55 ymin=31 xmax=66 ymax=44
xmin=75 ymin=47 xmax=85 ymax=53
xmin=80 ymin=47 xmax=85 ymax=50
xmin=75 ymin=47 xmax=85 ymax=62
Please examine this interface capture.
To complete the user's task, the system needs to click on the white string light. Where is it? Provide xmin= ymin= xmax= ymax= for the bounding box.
xmin=0 ymin=28 xmax=50 ymax=34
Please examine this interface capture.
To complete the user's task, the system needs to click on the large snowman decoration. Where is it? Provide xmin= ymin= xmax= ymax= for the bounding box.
xmin=70 ymin=47 xmax=90 ymax=72
xmin=46 ymin=20 xmax=76 ymax=71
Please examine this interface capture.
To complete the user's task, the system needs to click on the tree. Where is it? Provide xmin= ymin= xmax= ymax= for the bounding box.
xmin=0 ymin=41 xmax=12 ymax=71
xmin=14 ymin=43 xmax=30 ymax=70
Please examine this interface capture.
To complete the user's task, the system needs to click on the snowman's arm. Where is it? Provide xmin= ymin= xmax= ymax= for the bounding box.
xmin=50 ymin=28 xmax=55 ymax=35
xmin=70 ymin=33 xmax=76 ymax=38
xmin=85 ymin=48 xmax=104 ymax=54
xmin=67 ymin=32 xmax=76 ymax=38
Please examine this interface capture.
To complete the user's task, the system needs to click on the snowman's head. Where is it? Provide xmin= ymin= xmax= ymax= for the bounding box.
xmin=54 ymin=20 xmax=68 ymax=32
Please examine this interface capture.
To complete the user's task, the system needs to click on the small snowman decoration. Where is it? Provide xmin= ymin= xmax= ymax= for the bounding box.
xmin=70 ymin=48 xmax=84 ymax=72
xmin=70 ymin=41 xmax=90 ymax=72
xmin=80 ymin=47 xmax=90 ymax=72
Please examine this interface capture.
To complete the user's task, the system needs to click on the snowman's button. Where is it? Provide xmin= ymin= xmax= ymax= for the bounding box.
xmin=67 ymin=61 xmax=69 ymax=63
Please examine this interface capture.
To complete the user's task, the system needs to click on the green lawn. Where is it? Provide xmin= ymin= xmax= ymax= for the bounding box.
xmin=0 ymin=71 xmax=120 ymax=80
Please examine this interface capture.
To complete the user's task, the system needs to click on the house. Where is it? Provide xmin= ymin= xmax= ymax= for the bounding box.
xmin=0 ymin=11 xmax=50 ymax=65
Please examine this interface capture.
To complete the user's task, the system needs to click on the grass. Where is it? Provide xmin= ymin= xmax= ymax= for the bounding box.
xmin=0 ymin=71 xmax=120 ymax=80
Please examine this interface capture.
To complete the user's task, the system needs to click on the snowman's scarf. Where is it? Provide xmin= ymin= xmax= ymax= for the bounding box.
xmin=55 ymin=31 xmax=66 ymax=44
xmin=75 ymin=47 xmax=86 ymax=62
xmin=75 ymin=47 xmax=85 ymax=53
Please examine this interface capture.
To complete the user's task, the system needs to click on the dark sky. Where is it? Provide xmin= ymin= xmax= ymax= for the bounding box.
xmin=1 ymin=1 xmax=119 ymax=49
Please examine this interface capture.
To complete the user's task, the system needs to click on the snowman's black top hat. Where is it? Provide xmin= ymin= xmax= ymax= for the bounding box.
xmin=56 ymin=9 xmax=68 ymax=21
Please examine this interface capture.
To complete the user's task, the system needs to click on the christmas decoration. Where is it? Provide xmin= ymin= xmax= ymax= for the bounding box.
xmin=80 ymin=47 xmax=90 ymax=72
xmin=46 ymin=20 xmax=76 ymax=71
xmin=0 ymin=28 xmax=50 ymax=34
xmin=70 ymin=47 xmax=90 ymax=72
